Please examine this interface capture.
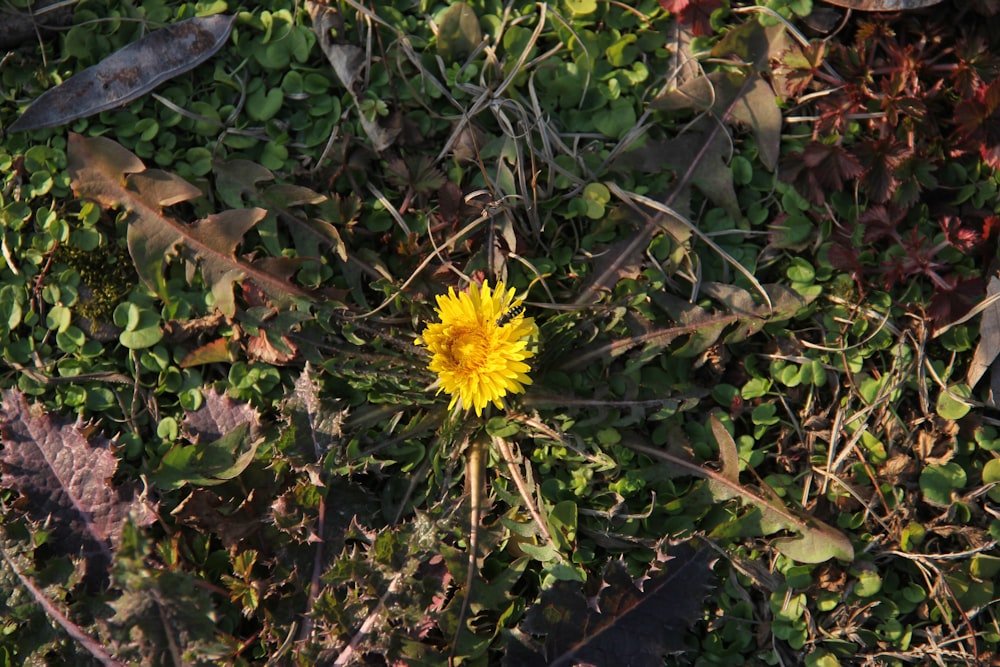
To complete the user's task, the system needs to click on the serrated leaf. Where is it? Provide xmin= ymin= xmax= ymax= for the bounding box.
xmin=182 ymin=388 xmax=261 ymax=445
xmin=617 ymin=118 xmax=742 ymax=222
xmin=213 ymin=158 xmax=275 ymax=209
xmin=721 ymin=72 xmax=781 ymax=171
xmin=567 ymin=283 xmax=812 ymax=368
xmin=308 ymin=1 xmax=399 ymax=152
xmin=0 ymin=389 xmax=156 ymax=580
xmin=150 ymin=424 xmax=260 ymax=490
xmin=705 ymin=416 xmax=854 ymax=563
xmin=709 ymin=17 xmax=789 ymax=72
xmin=506 ymin=543 xmax=714 ymax=667
xmin=68 ymin=134 xmax=311 ymax=316
xmin=624 ymin=425 xmax=854 ymax=563
xmin=281 ymin=364 xmax=348 ymax=469
xmin=262 ymin=183 xmax=328 ymax=209
xmin=110 ymin=540 xmax=222 ymax=665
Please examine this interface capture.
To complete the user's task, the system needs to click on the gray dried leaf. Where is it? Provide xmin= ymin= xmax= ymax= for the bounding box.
xmin=10 ymin=15 xmax=236 ymax=133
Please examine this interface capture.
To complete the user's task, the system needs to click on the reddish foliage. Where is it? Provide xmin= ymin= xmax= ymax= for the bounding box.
xmin=781 ymin=12 xmax=1000 ymax=325
xmin=857 ymin=204 xmax=909 ymax=244
xmin=953 ymin=77 xmax=1000 ymax=169
xmin=927 ymin=275 xmax=985 ymax=323
xmin=773 ymin=42 xmax=828 ymax=98
xmin=659 ymin=0 xmax=722 ymax=36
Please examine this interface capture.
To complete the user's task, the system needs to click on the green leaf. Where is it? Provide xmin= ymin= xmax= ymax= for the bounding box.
xmin=853 ymin=570 xmax=882 ymax=597
xmin=982 ymin=459 xmax=1000 ymax=503
xmin=919 ymin=462 xmax=967 ymax=506
xmin=547 ymin=500 xmax=577 ymax=551
xmin=486 ymin=416 xmax=520 ymax=438
xmin=151 ymin=424 xmax=259 ymax=490
xmin=46 ymin=305 xmax=71 ymax=333
xmin=564 ymin=0 xmax=597 ymax=16
xmin=581 ymin=182 xmax=611 ymax=219
xmin=593 ymin=98 xmax=637 ymax=140
xmin=247 ymin=86 xmax=284 ymax=121
xmin=120 ymin=326 xmax=163 ymax=350
xmin=936 ymin=383 xmax=972 ymax=420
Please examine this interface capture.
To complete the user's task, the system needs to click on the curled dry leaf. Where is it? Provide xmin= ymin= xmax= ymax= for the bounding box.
xmin=10 ymin=15 xmax=236 ymax=132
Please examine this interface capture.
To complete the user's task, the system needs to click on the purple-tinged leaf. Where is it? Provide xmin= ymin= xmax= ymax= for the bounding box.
xmin=821 ymin=0 xmax=943 ymax=8
xmin=182 ymin=387 xmax=261 ymax=445
xmin=0 ymin=389 xmax=155 ymax=580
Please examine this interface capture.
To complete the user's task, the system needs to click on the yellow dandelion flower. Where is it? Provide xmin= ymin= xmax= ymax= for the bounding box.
xmin=416 ymin=281 xmax=537 ymax=416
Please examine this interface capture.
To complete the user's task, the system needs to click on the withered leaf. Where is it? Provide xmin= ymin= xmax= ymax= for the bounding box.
xmin=437 ymin=2 xmax=483 ymax=63
xmin=179 ymin=337 xmax=232 ymax=368
xmin=0 ymin=389 xmax=155 ymax=578
xmin=566 ymin=283 xmax=812 ymax=369
xmin=707 ymin=415 xmax=855 ymax=563
xmin=652 ymin=70 xmax=781 ymax=171
xmin=307 ymin=1 xmax=399 ymax=152
xmin=68 ymin=133 xmax=311 ymax=315
xmin=10 ymin=15 xmax=236 ymax=133
xmin=170 ymin=488 xmax=260 ymax=548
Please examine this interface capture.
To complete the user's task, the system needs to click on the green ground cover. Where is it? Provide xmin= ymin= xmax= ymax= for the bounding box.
xmin=0 ymin=0 xmax=998 ymax=664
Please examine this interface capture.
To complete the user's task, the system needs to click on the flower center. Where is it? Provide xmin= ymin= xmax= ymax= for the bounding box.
xmin=448 ymin=327 xmax=491 ymax=371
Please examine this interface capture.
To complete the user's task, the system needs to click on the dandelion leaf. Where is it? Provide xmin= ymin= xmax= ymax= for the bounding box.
xmin=308 ymin=1 xmax=399 ymax=152
xmin=718 ymin=71 xmax=782 ymax=171
xmin=68 ymin=133 xmax=310 ymax=316
xmin=212 ymin=158 xmax=275 ymax=208
xmin=280 ymin=364 xmax=348 ymax=469
xmin=707 ymin=414 xmax=855 ymax=563
xmin=617 ymin=118 xmax=742 ymax=223
xmin=505 ymin=542 xmax=714 ymax=667
xmin=0 ymin=389 xmax=155 ymax=582
xmin=110 ymin=530 xmax=222 ymax=665
xmin=710 ymin=18 xmax=791 ymax=74
xmin=653 ymin=20 xmax=786 ymax=171
xmin=150 ymin=423 xmax=259 ymax=491
xmin=182 ymin=388 xmax=262 ymax=445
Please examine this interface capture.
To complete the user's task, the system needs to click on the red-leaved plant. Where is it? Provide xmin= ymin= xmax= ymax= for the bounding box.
xmin=776 ymin=3 xmax=1000 ymax=325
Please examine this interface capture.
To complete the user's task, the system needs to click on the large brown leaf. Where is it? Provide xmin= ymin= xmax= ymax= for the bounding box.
xmin=68 ymin=133 xmax=311 ymax=315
